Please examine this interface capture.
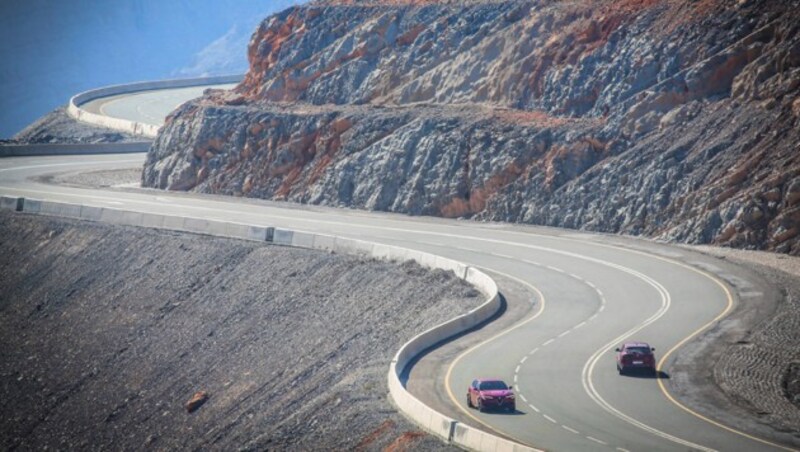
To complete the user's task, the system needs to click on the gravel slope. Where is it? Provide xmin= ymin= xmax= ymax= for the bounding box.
xmin=0 ymin=212 xmax=478 ymax=450
xmin=689 ymin=246 xmax=800 ymax=434
xmin=10 ymin=106 xmax=139 ymax=144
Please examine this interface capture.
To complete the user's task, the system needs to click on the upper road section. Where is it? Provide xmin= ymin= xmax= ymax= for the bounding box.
xmin=80 ymin=85 xmax=236 ymax=128
xmin=67 ymin=75 xmax=241 ymax=137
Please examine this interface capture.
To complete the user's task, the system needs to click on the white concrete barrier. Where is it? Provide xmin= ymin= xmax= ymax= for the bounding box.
xmin=161 ymin=215 xmax=186 ymax=231
xmin=10 ymin=199 xmax=536 ymax=451
xmin=181 ymin=217 xmax=211 ymax=234
xmin=67 ymin=74 xmax=244 ymax=138
xmin=141 ymin=212 xmax=166 ymax=229
xmin=98 ymin=208 xmax=127 ymax=225
xmin=79 ymin=205 xmax=103 ymax=221
xmin=452 ymin=423 xmax=534 ymax=452
xmin=21 ymin=199 xmax=42 ymax=214
xmin=290 ymin=231 xmax=315 ymax=249
xmin=333 ymin=237 xmax=375 ymax=257
xmin=0 ymin=196 xmax=23 ymax=211
xmin=273 ymin=228 xmax=294 ymax=245
xmin=246 ymin=225 xmax=271 ymax=242
xmin=312 ymin=234 xmax=337 ymax=252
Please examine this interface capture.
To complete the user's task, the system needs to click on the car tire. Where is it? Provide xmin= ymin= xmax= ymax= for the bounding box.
xmin=478 ymin=399 xmax=486 ymax=413
xmin=467 ymin=394 xmax=473 ymax=408
xmin=618 ymin=366 xmax=625 ymax=375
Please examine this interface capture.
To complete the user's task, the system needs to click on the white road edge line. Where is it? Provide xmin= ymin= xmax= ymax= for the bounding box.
xmin=579 ymin=262 xmax=716 ymax=452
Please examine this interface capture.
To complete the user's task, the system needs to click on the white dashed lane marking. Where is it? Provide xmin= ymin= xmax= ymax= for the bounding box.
xmin=562 ymin=425 xmax=580 ymax=434
xmin=490 ymin=259 xmax=623 ymax=450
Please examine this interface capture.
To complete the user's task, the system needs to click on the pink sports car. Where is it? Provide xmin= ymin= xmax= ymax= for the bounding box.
xmin=467 ymin=378 xmax=515 ymax=412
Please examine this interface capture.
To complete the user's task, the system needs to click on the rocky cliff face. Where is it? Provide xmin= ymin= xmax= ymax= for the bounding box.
xmin=143 ymin=0 xmax=800 ymax=254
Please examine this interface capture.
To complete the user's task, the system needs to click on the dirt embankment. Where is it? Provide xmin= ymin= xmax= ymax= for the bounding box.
xmin=9 ymin=107 xmax=140 ymax=145
xmin=0 ymin=212 xmax=479 ymax=450
xmin=689 ymin=246 xmax=800 ymax=433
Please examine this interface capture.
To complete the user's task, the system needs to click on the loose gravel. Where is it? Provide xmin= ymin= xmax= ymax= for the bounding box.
xmin=690 ymin=246 xmax=800 ymax=434
xmin=0 ymin=212 xmax=479 ymax=450
xmin=11 ymin=106 xmax=139 ymax=144
xmin=41 ymin=168 xmax=142 ymax=189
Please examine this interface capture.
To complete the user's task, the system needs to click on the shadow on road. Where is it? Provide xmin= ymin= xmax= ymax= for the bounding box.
xmin=474 ymin=407 xmax=526 ymax=416
xmin=621 ymin=369 xmax=670 ymax=379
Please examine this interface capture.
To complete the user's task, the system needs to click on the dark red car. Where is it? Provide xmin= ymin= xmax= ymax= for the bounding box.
xmin=616 ymin=342 xmax=656 ymax=375
xmin=466 ymin=378 xmax=515 ymax=412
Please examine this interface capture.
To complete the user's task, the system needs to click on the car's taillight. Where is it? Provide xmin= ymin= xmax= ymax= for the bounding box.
xmin=622 ymin=355 xmax=631 ymax=364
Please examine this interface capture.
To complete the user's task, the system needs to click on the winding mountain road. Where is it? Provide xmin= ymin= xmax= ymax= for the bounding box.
xmin=2 ymin=85 xmax=797 ymax=452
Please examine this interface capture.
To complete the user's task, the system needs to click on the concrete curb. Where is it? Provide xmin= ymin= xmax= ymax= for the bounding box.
xmin=5 ymin=196 xmax=537 ymax=452
xmin=67 ymin=74 xmax=244 ymax=138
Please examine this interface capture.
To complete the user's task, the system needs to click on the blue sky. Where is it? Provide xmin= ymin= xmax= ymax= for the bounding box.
xmin=0 ymin=0 xmax=302 ymax=138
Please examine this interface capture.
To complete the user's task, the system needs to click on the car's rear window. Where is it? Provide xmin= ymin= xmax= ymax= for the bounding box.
xmin=479 ymin=381 xmax=508 ymax=390
xmin=625 ymin=346 xmax=651 ymax=354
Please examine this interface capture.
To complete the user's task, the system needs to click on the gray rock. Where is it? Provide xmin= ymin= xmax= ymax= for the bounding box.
xmin=144 ymin=0 xmax=800 ymax=255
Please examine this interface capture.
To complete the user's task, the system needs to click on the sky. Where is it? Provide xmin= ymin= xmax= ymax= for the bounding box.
xmin=0 ymin=0 xmax=302 ymax=138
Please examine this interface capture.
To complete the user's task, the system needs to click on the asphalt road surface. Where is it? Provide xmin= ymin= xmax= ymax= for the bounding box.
xmin=80 ymin=84 xmax=236 ymax=126
xmin=2 ymin=85 xmax=797 ymax=452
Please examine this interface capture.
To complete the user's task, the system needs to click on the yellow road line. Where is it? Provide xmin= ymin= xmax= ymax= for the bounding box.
xmin=443 ymin=268 xmax=546 ymax=450
xmin=533 ymin=235 xmax=799 ymax=452
xmin=651 ymin=256 xmax=798 ymax=452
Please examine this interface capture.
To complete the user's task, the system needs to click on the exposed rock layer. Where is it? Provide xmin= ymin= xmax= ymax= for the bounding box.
xmin=144 ymin=0 xmax=800 ymax=254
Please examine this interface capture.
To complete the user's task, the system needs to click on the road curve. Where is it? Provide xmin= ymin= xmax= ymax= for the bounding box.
xmin=80 ymin=84 xmax=236 ymax=127
xmin=2 ymin=85 xmax=798 ymax=452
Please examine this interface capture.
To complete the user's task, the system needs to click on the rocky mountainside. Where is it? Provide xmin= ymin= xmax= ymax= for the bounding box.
xmin=143 ymin=0 xmax=800 ymax=254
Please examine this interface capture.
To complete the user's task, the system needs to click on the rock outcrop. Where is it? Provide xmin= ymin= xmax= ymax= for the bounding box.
xmin=143 ymin=0 xmax=800 ymax=254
